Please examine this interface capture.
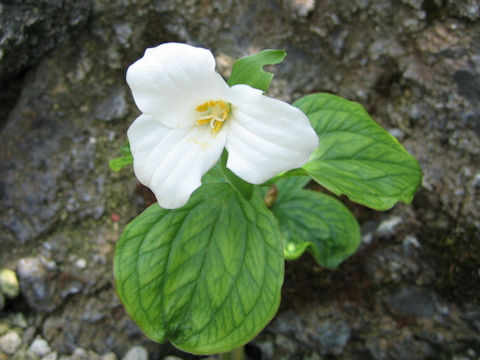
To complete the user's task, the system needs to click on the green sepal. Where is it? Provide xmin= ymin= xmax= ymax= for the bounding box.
xmin=220 ymin=150 xmax=254 ymax=200
xmin=109 ymin=140 xmax=133 ymax=172
xmin=295 ymin=93 xmax=422 ymax=210
xmin=114 ymin=183 xmax=284 ymax=354
xmin=227 ymin=49 xmax=287 ymax=92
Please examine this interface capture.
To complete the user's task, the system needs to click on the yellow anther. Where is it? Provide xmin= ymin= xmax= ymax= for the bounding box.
xmin=196 ymin=118 xmax=211 ymax=125
xmin=195 ymin=103 xmax=210 ymax=112
xmin=212 ymin=120 xmax=223 ymax=133
xmin=195 ymin=100 xmax=231 ymax=133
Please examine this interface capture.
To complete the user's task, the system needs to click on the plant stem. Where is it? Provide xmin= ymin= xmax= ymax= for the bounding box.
xmin=221 ymin=346 xmax=245 ymax=360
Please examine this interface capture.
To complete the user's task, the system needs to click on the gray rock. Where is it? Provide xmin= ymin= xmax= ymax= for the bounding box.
xmin=0 ymin=330 xmax=21 ymax=355
xmin=0 ymin=321 xmax=9 ymax=336
xmin=43 ymin=352 xmax=59 ymax=360
xmin=95 ymin=88 xmax=129 ymax=122
xmin=376 ymin=216 xmax=403 ymax=236
xmin=311 ymin=320 xmax=351 ymax=355
xmin=0 ymin=0 xmax=479 ymax=360
xmin=0 ymin=269 xmax=19 ymax=299
xmin=22 ymin=327 xmax=36 ymax=345
xmin=71 ymin=347 xmax=88 ymax=360
xmin=10 ymin=312 xmax=28 ymax=329
xmin=0 ymin=0 xmax=92 ymax=85
xmin=447 ymin=0 xmax=480 ymax=20
xmin=303 ymin=353 xmax=322 ymax=360
xmin=101 ymin=353 xmax=118 ymax=360
xmin=387 ymin=286 xmax=436 ymax=318
xmin=17 ymin=257 xmax=60 ymax=313
xmin=122 ymin=346 xmax=148 ymax=360
xmin=274 ymin=333 xmax=299 ymax=354
xmin=30 ymin=337 xmax=52 ymax=356
xmin=270 ymin=308 xmax=351 ymax=356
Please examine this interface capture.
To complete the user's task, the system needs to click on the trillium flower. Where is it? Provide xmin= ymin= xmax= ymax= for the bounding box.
xmin=126 ymin=43 xmax=319 ymax=209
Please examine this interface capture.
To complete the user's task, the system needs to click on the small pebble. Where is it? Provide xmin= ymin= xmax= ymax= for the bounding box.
xmin=376 ymin=217 xmax=402 ymax=236
xmin=0 ymin=331 xmax=22 ymax=355
xmin=0 ymin=322 xmax=9 ymax=336
xmin=22 ymin=326 xmax=36 ymax=344
xmin=403 ymin=235 xmax=420 ymax=250
xmin=11 ymin=312 xmax=28 ymax=328
xmin=388 ymin=128 xmax=405 ymax=140
xmin=43 ymin=352 xmax=59 ymax=360
xmin=0 ymin=269 xmax=20 ymax=298
xmin=122 ymin=346 xmax=148 ymax=360
xmin=75 ymin=258 xmax=87 ymax=270
xmin=30 ymin=337 xmax=52 ymax=356
xmin=102 ymin=352 xmax=118 ymax=360
xmin=72 ymin=347 xmax=88 ymax=359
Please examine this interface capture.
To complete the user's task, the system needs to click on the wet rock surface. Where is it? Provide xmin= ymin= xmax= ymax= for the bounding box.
xmin=0 ymin=0 xmax=479 ymax=359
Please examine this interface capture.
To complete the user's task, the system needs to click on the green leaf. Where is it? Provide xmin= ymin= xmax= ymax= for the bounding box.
xmin=201 ymin=162 xmax=226 ymax=184
xmin=114 ymin=183 xmax=284 ymax=354
xmin=227 ymin=49 xmax=287 ymax=91
xmin=295 ymin=93 xmax=422 ymax=210
xmin=271 ymin=178 xmax=361 ymax=268
xmin=273 ymin=175 xmax=311 ymax=194
xmin=109 ymin=155 xmax=133 ymax=172
xmin=109 ymin=140 xmax=133 ymax=172
xmin=260 ymin=168 xmax=308 ymax=187
xmin=220 ymin=150 xmax=254 ymax=200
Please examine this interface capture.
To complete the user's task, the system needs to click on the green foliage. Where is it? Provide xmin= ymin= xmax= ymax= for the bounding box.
xmin=270 ymin=177 xmax=361 ymax=268
xmin=113 ymin=52 xmax=424 ymax=355
xmin=220 ymin=150 xmax=254 ymax=200
xmin=201 ymin=162 xmax=225 ymax=184
xmin=114 ymin=183 xmax=284 ymax=354
xmin=295 ymin=93 xmax=422 ymax=210
xmin=109 ymin=141 xmax=133 ymax=172
xmin=227 ymin=49 xmax=287 ymax=91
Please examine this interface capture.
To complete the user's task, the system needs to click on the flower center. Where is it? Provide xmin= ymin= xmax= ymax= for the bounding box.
xmin=195 ymin=100 xmax=231 ymax=133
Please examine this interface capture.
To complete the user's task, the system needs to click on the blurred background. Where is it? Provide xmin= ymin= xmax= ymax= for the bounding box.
xmin=0 ymin=0 xmax=479 ymax=359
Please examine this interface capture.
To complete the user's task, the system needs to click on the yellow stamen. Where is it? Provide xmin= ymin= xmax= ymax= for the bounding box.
xmin=212 ymin=120 xmax=223 ymax=133
xmin=196 ymin=118 xmax=211 ymax=125
xmin=195 ymin=100 xmax=231 ymax=133
xmin=195 ymin=103 xmax=210 ymax=112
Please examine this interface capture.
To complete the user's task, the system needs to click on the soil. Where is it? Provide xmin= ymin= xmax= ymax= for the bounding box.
xmin=0 ymin=0 xmax=479 ymax=359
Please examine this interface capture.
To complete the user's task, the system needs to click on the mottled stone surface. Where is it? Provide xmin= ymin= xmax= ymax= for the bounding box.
xmin=0 ymin=0 xmax=479 ymax=359
xmin=0 ymin=0 xmax=92 ymax=85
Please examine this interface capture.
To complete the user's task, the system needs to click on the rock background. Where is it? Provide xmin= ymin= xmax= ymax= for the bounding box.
xmin=0 ymin=0 xmax=479 ymax=359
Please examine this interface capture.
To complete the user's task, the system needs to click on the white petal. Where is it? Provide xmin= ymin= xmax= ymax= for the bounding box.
xmin=128 ymin=114 xmax=227 ymax=209
xmin=224 ymin=85 xmax=319 ymax=184
xmin=126 ymin=43 xmax=230 ymax=129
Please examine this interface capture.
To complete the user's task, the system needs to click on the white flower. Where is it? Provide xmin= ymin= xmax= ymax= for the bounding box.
xmin=126 ymin=43 xmax=318 ymax=209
